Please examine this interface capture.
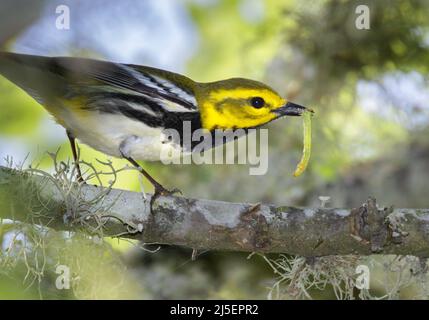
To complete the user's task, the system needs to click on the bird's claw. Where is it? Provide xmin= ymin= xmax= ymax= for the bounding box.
xmin=149 ymin=185 xmax=182 ymax=215
xmin=154 ymin=186 xmax=182 ymax=197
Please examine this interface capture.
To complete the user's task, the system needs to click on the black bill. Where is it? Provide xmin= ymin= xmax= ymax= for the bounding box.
xmin=273 ymin=101 xmax=308 ymax=117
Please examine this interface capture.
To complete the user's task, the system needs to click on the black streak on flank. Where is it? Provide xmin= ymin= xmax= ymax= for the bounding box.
xmin=83 ymin=92 xmax=253 ymax=152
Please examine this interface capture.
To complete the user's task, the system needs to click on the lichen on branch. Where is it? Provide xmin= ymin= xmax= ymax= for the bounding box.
xmin=1 ymin=163 xmax=429 ymax=257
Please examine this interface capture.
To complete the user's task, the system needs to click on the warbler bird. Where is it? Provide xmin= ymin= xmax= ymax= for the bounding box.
xmin=0 ymin=52 xmax=307 ymax=195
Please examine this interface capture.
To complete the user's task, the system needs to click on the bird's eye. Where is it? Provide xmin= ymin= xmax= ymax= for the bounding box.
xmin=250 ymin=97 xmax=265 ymax=109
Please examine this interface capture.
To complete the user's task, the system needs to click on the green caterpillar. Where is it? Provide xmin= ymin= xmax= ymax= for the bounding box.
xmin=293 ymin=110 xmax=313 ymax=177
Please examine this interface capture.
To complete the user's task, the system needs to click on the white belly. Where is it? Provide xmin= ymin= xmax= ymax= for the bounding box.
xmin=61 ymin=110 xmax=182 ymax=161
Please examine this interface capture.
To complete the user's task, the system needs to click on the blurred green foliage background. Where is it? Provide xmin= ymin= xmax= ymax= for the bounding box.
xmin=1 ymin=0 xmax=429 ymax=299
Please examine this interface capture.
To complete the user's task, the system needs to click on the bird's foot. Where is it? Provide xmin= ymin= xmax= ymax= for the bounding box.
xmin=149 ymin=184 xmax=182 ymax=214
xmin=154 ymin=185 xmax=182 ymax=197
xmin=75 ymin=174 xmax=101 ymax=188
xmin=77 ymin=176 xmax=86 ymax=184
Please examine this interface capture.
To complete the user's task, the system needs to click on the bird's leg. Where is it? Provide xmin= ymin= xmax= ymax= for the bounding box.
xmin=122 ymin=155 xmax=182 ymax=214
xmin=119 ymin=136 xmax=181 ymax=212
xmin=122 ymin=155 xmax=181 ymax=197
xmin=66 ymin=130 xmax=85 ymax=183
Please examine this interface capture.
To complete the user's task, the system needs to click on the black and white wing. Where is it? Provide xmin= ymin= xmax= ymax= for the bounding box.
xmin=0 ymin=52 xmax=199 ymax=125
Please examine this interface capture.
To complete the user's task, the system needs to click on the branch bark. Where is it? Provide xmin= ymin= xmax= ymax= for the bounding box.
xmin=1 ymin=166 xmax=429 ymax=257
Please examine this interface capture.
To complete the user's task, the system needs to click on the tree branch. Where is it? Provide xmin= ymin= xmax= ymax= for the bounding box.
xmin=1 ymin=166 xmax=429 ymax=257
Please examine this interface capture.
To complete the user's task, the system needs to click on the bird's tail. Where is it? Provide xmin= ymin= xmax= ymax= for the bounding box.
xmin=0 ymin=52 xmax=66 ymax=104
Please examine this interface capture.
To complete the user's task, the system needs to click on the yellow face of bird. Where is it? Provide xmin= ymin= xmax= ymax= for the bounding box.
xmin=196 ymin=78 xmax=305 ymax=131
